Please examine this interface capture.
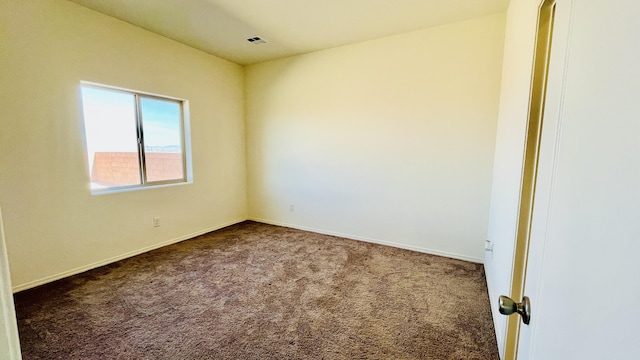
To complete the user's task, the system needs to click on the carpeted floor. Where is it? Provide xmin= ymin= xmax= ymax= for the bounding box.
xmin=14 ymin=221 xmax=499 ymax=359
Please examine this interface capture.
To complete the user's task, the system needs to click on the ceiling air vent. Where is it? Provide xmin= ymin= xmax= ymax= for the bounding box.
xmin=246 ymin=36 xmax=267 ymax=45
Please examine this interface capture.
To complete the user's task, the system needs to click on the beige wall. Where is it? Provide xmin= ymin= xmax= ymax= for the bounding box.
xmin=246 ymin=14 xmax=506 ymax=262
xmin=0 ymin=0 xmax=247 ymax=290
xmin=0 ymin=1 xmax=506 ymax=290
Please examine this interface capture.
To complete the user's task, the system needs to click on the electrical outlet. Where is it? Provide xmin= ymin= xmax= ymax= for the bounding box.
xmin=153 ymin=217 xmax=160 ymax=227
xmin=484 ymin=239 xmax=493 ymax=252
xmin=289 ymin=204 xmax=295 ymax=212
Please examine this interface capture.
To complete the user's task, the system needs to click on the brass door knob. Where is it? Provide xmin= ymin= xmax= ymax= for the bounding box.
xmin=498 ymin=295 xmax=531 ymax=325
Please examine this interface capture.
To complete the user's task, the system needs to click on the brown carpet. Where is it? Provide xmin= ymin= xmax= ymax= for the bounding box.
xmin=14 ymin=221 xmax=498 ymax=359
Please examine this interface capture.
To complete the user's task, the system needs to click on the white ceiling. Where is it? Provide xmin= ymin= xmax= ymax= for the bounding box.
xmin=67 ymin=0 xmax=510 ymax=65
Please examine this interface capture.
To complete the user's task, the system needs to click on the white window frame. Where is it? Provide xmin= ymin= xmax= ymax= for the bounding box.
xmin=80 ymin=81 xmax=193 ymax=194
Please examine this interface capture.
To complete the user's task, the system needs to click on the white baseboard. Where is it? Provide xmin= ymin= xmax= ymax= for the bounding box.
xmin=248 ymin=217 xmax=483 ymax=264
xmin=13 ymin=217 xmax=482 ymax=292
xmin=12 ymin=218 xmax=246 ymax=293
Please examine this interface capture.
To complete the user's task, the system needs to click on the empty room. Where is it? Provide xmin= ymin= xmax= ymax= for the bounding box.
xmin=1 ymin=0 xmax=638 ymax=359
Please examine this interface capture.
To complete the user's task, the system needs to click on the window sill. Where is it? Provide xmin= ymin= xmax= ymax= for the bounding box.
xmin=90 ymin=180 xmax=193 ymax=196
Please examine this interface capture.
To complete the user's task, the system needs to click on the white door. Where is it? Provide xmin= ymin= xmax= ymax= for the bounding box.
xmin=484 ymin=0 xmax=547 ymax=356
xmin=0 ymin=206 xmax=22 ymax=359
xmin=515 ymin=0 xmax=640 ymax=358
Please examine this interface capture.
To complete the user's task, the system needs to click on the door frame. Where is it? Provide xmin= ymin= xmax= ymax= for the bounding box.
xmin=0 ymin=205 xmax=22 ymax=359
xmin=502 ymin=0 xmax=577 ymax=357
xmin=503 ymin=0 xmax=558 ymax=358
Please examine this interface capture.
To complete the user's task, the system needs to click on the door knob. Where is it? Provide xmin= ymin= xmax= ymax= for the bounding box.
xmin=498 ymin=295 xmax=531 ymax=325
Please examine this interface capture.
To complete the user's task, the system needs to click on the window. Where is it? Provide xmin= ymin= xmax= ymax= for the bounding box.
xmin=80 ymin=83 xmax=190 ymax=192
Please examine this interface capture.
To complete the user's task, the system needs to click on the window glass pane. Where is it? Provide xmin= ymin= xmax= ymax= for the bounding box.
xmin=80 ymin=86 xmax=141 ymax=189
xmin=139 ymin=97 xmax=184 ymax=182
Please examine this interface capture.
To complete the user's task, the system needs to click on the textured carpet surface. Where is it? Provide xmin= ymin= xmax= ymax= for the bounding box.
xmin=14 ymin=221 xmax=499 ymax=359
